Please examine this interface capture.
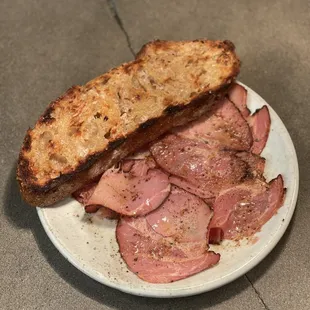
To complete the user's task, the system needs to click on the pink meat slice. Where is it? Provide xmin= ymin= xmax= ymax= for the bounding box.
xmin=150 ymin=135 xmax=252 ymax=199
xmin=228 ymin=83 xmax=271 ymax=155
xmin=146 ymin=186 xmax=213 ymax=243
xmin=210 ymin=175 xmax=285 ymax=240
xmin=116 ymin=186 xmax=220 ymax=283
xmin=173 ymin=97 xmax=252 ymax=151
xmin=228 ymin=83 xmax=250 ymax=118
xmin=235 ymin=151 xmax=266 ymax=179
xmin=72 ymin=182 xmax=98 ymax=205
xmin=87 ymin=159 xmax=170 ymax=216
xmin=248 ymin=106 xmax=271 ymax=155
xmin=119 ymin=249 xmax=220 ymax=284
xmin=72 ymin=180 xmax=119 ymax=219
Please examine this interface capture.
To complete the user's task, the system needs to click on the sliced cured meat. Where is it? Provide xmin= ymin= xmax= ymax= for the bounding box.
xmin=210 ymin=175 xmax=285 ymax=240
xmin=83 ymin=204 xmax=119 ymax=219
xmin=72 ymin=180 xmax=118 ymax=219
xmin=228 ymin=83 xmax=250 ymax=118
xmin=228 ymin=83 xmax=271 ymax=155
xmin=150 ymin=135 xmax=250 ymax=199
xmin=117 ymin=217 xmax=220 ymax=283
xmin=122 ymin=157 xmax=157 ymax=176
xmin=117 ymin=186 xmax=220 ymax=283
xmin=248 ymin=106 xmax=271 ymax=155
xmin=118 ymin=245 xmax=220 ymax=283
xmin=121 ymin=160 xmax=135 ymax=173
xmin=87 ymin=159 xmax=170 ymax=216
xmin=146 ymin=186 xmax=213 ymax=243
xmin=235 ymin=151 xmax=265 ymax=179
xmin=173 ymin=98 xmax=252 ymax=151
xmin=72 ymin=182 xmax=97 ymax=205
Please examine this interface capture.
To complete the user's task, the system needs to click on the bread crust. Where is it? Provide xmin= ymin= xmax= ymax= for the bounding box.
xmin=17 ymin=39 xmax=240 ymax=206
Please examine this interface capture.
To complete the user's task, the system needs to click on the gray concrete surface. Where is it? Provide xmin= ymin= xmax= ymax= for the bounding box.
xmin=1 ymin=0 xmax=309 ymax=309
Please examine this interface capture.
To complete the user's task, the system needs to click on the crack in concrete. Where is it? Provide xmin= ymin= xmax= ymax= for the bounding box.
xmin=107 ymin=0 xmax=135 ymax=56
xmin=245 ymin=275 xmax=271 ymax=310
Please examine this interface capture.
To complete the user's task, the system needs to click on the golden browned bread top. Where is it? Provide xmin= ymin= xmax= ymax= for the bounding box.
xmin=17 ymin=39 xmax=240 ymax=203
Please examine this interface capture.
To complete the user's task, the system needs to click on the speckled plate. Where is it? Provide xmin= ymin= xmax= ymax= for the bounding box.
xmin=37 ymin=82 xmax=299 ymax=298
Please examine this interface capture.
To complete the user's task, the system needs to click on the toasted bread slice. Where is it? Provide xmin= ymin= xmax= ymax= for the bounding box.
xmin=17 ymin=39 xmax=240 ymax=206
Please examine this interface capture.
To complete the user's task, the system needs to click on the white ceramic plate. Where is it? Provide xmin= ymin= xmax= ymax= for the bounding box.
xmin=37 ymin=82 xmax=299 ymax=298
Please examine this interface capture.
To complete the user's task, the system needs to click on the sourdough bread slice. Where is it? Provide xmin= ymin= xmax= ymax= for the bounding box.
xmin=17 ymin=39 xmax=240 ymax=206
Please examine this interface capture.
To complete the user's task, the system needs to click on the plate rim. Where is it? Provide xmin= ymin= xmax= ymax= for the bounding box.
xmin=37 ymin=81 xmax=299 ymax=298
